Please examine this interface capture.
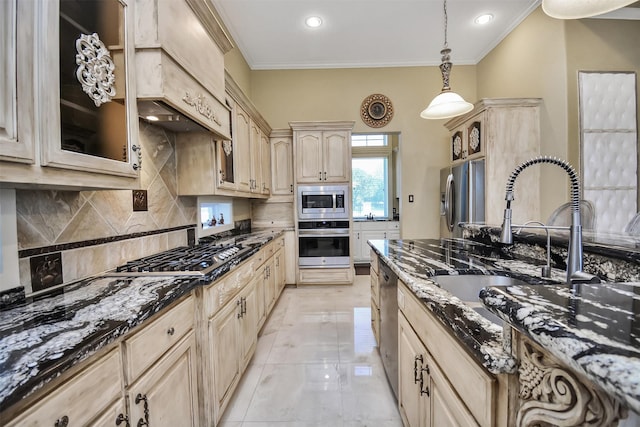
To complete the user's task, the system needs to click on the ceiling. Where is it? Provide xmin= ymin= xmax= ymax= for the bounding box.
xmin=210 ymin=0 xmax=640 ymax=70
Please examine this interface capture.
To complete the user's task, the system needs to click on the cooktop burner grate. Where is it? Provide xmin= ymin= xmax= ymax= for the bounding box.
xmin=109 ymin=244 xmax=250 ymax=276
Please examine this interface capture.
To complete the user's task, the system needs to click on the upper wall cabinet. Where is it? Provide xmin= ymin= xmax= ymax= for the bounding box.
xmin=0 ymin=0 xmax=143 ymax=189
xmin=270 ymin=129 xmax=294 ymax=196
xmin=290 ymin=121 xmax=354 ymax=184
xmin=445 ymin=98 xmax=542 ymax=226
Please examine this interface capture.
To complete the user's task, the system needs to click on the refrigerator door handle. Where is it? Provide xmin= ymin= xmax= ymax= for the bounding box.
xmin=445 ymin=174 xmax=455 ymax=232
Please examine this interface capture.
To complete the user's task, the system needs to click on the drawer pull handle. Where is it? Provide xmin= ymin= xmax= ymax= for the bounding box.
xmin=115 ymin=413 xmax=130 ymax=426
xmin=167 ymin=327 xmax=175 ymax=336
xmin=237 ymin=298 xmax=243 ymax=319
xmin=413 ymin=355 xmax=423 ymax=384
xmin=135 ymin=393 xmax=150 ymax=426
xmin=55 ymin=416 xmax=69 ymax=427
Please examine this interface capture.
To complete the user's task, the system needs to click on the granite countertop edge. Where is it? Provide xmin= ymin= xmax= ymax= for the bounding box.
xmin=368 ymin=242 xmax=517 ymax=375
xmin=0 ymin=228 xmax=285 ymax=413
xmin=481 ymin=285 xmax=640 ymax=415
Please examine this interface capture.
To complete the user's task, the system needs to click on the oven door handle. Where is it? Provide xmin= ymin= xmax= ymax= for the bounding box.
xmin=298 ymin=229 xmax=350 ymax=236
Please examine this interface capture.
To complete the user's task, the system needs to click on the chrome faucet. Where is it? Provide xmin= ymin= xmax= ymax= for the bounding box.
xmin=499 ymin=156 xmax=585 ymax=283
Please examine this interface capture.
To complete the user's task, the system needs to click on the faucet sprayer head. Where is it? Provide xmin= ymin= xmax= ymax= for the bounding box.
xmin=500 ymin=207 xmax=513 ymax=244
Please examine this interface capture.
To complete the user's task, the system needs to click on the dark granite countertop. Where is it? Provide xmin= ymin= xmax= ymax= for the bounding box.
xmin=0 ymin=228 xmax=284 ymax=413
xmin=368 ymin=236 xmax=640 ymax=415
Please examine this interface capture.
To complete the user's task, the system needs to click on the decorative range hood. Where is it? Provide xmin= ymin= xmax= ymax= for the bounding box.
xmin=137 ymin=100 xmax=209 ymax=133
xmin=133 ymin=0 xmax=233 ymax=138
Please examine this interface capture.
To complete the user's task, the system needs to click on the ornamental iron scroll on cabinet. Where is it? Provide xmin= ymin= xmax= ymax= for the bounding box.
xmin=517 ymin=340 xmax=627 ymax=426
xmin=75 ymin=33 xmax=116 ymax=107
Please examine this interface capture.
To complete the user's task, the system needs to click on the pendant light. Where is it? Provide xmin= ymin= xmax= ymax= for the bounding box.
xmin=542 ymin=0 xmax=636 ymax=19
xmin=420 ymin=0 xmax=473 ymax=120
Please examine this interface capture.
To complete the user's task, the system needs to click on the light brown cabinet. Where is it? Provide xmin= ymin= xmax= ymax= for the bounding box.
xmin=290 ymin=121 xmax=354 ymax=184
xmin=270 ymin=130 xmax=294 ymax=195
xmin=444 ymin=98 xmax=542 ymax=226
xmin=234 ymin=103 xmax=253 ymax=193
xmin=128 ymin=332 xmax=199 ymax=427
xmin=1 ymin=0 xmax=142 ymax=189
xmin=5 ymin=348 xmax=124 ymax=426
xmin=397 ymin=278 xmax=510 ymax=427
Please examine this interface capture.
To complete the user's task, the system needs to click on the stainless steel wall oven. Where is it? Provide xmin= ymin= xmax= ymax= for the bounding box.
xmin=298 ymin=220 xmax=350 ymax=268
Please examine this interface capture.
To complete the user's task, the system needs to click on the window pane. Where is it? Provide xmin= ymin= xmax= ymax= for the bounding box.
xmin=352 ymin=157 xmax=388 ymax=218
xmin=351 ymin=134 xmax=387 ymax=147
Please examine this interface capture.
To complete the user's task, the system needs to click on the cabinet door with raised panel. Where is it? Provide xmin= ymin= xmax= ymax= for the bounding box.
xmin=296 ymin=131 xmax=323 ymax=183
xmin=274 ymin=248 xmax=285 ymax=295
xmin=210 ymin=297 xmax=241 ymax=412
xmin=0 ymin=0 xmax=35 ymax=164
xmin=428 ymin=358 xmax=480 ymax=427
xmin=234 ymin=105 xmax=252 ymax=192
xmin=260 ymin=131 xmax=271 ymax=195
xmin=128 ymin=332 xmax=199 ymax=427
xmin=323 ymin=130 xmax=350 ymax=182
xmin=271 ymin=135 xmax=293 ymax=195
xmin=249 ymin=121 xmax=262 ymax=193
xmin=240 ymin=277 xmax=258 ymax=370
xmin=398 ymin=313 xmax=429 ymax=427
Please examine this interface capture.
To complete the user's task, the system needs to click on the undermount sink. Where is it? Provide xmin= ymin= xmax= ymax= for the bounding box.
xmin=430 ymin=274 xmax=531 ymax=325
xmin=431 ymin=274 xmax=530 ymax=301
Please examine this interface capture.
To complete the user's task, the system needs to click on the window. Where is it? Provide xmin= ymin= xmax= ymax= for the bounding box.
xmin=352 ymin=134 xmax=394 ymax=219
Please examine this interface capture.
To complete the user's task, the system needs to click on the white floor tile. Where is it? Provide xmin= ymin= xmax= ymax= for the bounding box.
xmin=219 ymin=275 xmax=398 ymax=426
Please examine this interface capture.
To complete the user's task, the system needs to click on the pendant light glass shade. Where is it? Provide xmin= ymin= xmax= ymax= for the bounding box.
xmin=421 ymin=1 xmax=473 ymax=120
xmin=542 ymin=0 xmax=636 ymax=19
xmin=420 ymin=90 xmax=473 ymax=120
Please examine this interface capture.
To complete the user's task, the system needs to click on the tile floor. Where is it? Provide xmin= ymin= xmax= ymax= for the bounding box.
xmin=218 ymin=274 xmax=403 ymax=427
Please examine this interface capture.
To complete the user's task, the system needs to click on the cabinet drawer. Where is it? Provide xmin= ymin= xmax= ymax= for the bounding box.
xmin=7 ymin=349 xmax=122 ymax=427
xmin=204 ymin=259 xmax=255 ymax=317
xmin=125 ymin=295 xmax=194 ymax=382
xmin=398 ymin=281 xmax=495 ymax=426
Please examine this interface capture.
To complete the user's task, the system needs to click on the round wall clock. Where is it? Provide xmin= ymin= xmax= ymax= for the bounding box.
xmin=360 ymin=94 xmax=394 ymax=128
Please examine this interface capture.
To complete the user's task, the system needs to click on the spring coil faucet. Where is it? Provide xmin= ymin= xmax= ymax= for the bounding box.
xmin=500 ymin=156 xmax=584 ymax=283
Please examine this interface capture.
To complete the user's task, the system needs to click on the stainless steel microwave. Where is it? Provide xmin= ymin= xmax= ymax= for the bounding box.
xmin=297 ymin=184 xmax=349 ymax=220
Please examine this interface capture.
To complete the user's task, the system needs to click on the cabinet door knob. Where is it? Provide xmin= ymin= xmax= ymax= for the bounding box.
xmin=167 ymin=327 xmax=175 ymax=336
xmin=55 ymin=416 xmax=69 ymax=427
xmin=115 ymin=413 xmax=130 ymax=426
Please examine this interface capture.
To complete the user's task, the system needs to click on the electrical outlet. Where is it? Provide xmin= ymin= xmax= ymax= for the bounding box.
xmin=408 ymin=194 xmax=414 ymax=203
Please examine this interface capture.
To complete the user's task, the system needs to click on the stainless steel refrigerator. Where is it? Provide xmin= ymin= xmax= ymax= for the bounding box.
xmin=440 ymin=159 xmax=485 ymax=238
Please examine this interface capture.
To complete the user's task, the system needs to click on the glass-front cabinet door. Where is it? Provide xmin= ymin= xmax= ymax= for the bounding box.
xmin=39 ymin=0 xmax=139 ymax=177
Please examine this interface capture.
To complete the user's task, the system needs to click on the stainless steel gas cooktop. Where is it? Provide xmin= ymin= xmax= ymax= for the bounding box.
xmin=106 ymin=244 xmax=253 ymax=277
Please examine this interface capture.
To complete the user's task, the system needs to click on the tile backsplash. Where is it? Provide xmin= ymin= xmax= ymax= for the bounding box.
xmin=15 ymin=121 xmax=198 ymax=293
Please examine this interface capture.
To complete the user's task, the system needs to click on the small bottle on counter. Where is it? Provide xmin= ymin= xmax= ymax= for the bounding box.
xmin=219 ymin=213 xmax=224 ymax=225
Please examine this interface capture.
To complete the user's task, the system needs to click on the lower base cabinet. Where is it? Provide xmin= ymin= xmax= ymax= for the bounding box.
xmin=398 ymin=279 xmax=510 ymax=427
xmin=128 ymin=331 xmax=199 ymax=427
xmin=4 ymin=348 xmax=124 ymax=426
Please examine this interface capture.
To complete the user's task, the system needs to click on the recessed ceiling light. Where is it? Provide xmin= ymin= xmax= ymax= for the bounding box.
xmin=474 ymin=13 xmax=494 ymax=25
xmin=305 ymin=16 xmax=323 ymax=28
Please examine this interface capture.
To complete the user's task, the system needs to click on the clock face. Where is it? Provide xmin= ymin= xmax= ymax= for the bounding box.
xmin=368 ymin=101 xmax=387 ymax=120
xmin=361 ymin=94 xmax=394 ymax=128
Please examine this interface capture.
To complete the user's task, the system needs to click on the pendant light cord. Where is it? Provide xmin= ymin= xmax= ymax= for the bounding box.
xmin=443 ymin=0 xmax=448 ymax=49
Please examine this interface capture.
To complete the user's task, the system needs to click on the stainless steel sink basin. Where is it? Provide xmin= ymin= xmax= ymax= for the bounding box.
xmin=431 ymin=274 xmax=530 ymax=302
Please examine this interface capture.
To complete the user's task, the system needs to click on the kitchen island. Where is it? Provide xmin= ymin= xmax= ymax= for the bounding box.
xmin=369 ymin=237 xmax=639 ymax=426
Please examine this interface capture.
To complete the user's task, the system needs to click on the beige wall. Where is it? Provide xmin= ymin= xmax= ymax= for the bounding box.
xmin=230 ymin=65 xmax=477 ymax=239
xmin=477 ymin=8 xmax=569 ymax=221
